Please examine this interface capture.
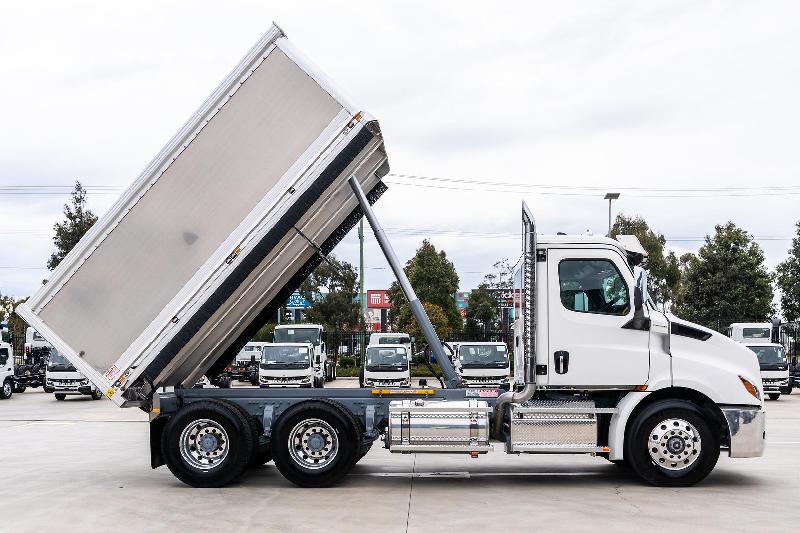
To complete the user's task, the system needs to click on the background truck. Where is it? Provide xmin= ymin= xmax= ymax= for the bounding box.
xmin=360 ymin=345 xmax=410 ymax=388
xmin=368 ymin=332 xmax=413 ymax=356
xmin=742 ymin=343 xmax=791 ymax=400
xmin=274 ymin=324 xmax=334 ymax=386
xmin=726 ymin=322 xmax=773 ymax=344
xmin=231 ymin=341 xmax=267 ymax=383
xmin=17 ymin=24 xmax=765 ymax=490
xmin=0 ymin=341 xmax=14 ymax=399
xmin=258 ymin=343 xmax=315 ymax=388
xmin=451 ymin=341 xmax=511 ymax=389
xmin=44 ymin=347 xmax=104 ymax=400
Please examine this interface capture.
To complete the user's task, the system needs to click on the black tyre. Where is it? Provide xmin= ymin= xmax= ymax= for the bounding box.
xmin=768 ymin=393 xmax=780 ymax=401
xmin=271 ymin=401 xmax=359 ymax=487
xmin=0 ymin=379 xmax=13 ymax=399
xmin=162 ymin=400 xmax=255 ymax=487
xmin=13 ymin=384 xmax=27 ymax=394
xmin=249 ymin=373 xmax=259 ymax=387
xmin=55 ymin=393 xmax=66 ymax=401
xmin=91 ymin=389 xmax=103 ymax=400
xmin=626 ymin=400 xmax=719 ymax=487
xmin=355 ymin=444 xmax=372 ymax=464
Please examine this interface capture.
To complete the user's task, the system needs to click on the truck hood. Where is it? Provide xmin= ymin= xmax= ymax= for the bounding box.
xmin=666 ymin=314 xmax=763 ymax=406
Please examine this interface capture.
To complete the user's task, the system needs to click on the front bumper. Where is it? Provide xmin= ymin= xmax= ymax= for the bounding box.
xmin=762 ymin=378 xmax=789 ymax=393
xmin=721 ymin=406 xmax=766 ymax=458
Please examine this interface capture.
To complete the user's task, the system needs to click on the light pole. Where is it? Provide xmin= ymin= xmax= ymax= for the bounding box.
xmin=604 ymin=192 xmax=620 ymax=237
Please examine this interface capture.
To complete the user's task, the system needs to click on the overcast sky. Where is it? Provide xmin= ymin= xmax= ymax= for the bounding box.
xmin=1 ymin=1 xmax=799 ymax=303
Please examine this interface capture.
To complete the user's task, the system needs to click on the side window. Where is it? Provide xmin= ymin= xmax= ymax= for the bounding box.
xmin=558 ymin=259 xmax=630 ymax=315
xmin=0 ymin=347 xmax=8 ymax=365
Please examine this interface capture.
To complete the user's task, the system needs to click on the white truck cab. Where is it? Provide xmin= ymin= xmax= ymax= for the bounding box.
xmin=361 ymin=345 xmax=410 ymax=388
xmin=0 ymin=341 xmax=14 ymax=399
xmin=453 ymin=341 xmax=511 ymax=389
xmin=45 ymin=347 xmax=103 ymax=401
xmin=258 ymin=343 xmax=315 ymax=388
xmin=743 ymin=343 xmax=790 ymax=400
xmin=233 ymin=341 xmax=268 ymax=383
xmin=273 ymin=324 xmax=334 ymax=387
xmin=368 ymin=332 xmax=413 ymax=356
xmin=727 ymin=323 xmax=772 ymax=344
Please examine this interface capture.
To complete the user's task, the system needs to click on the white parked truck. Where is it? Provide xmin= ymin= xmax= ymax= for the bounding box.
xmin=0 ymin=341 xmax=14 ymax=399
xmin=361 ymin=345 xmax=410 ymax=388
xmin=44 ymin=347 xmax=103 ymax=401
xmin=232 ymin=341 xmax=268 ymax=383
xmin=452 ymin=341 xmax=511 ymax=390
xmin=726 ymin=323 xmax=773 ymax=344
xmin=368 ymin=332 xmax=413 ymax=355
xmin=258 ymin=343 xmax=315 ymax=388
xmin=273 ymin=324 xmax=334 ymax=386
xmin=743 ymin=343 xmax=790 ymax=401
xmin=17 ymin=24 xmax=764 ymax=489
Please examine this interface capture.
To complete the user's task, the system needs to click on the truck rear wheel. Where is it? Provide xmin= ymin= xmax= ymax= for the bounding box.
xmin=271 ymin=401 xmax=358 ymax=487
xmin=91 ymin=389 xmax=103 ymax=400
xmin=162 ymin=400 xmax=255 ymax=487
xmin=626 ymin=400 xmax=719 ymax=487
xmin=768 ymin=393 xmax=780 ymax=401
xmin=55 ymin=393 xmax=66 ymax=401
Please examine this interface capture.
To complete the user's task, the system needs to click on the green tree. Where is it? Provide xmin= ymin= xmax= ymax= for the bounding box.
xmin=299 ymin=255 xmax=360 ymax=331
xmin=673 ymin=222 xmax=774 ymax=329
xmin=776 ymin=221 xmax=800 ymax=322
xmin=610 ymin=214 xmax=680 ymax=308
xmin=387 ymin=240 xmax=462 ymax=334
xmin=48 ymin=181 xmax=98 ymax=270
xmin=406 ymin=302 xmax=453 ymax=347
xmin=465 ymin=283 xmax=498 ymax=334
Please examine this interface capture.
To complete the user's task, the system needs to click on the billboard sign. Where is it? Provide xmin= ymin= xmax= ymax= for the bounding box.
xmin=286 ymin=292 xmax=311 ymax=309
xmin=367 ymin=289 xmax=391 ymax=309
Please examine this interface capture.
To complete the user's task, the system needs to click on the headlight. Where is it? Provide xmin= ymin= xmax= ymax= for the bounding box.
xmin=739 ymin=376 xmax=761 ymax=400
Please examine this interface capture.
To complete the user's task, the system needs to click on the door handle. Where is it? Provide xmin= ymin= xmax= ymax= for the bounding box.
xmin=554 ymin=351 xmax=569 ymax=374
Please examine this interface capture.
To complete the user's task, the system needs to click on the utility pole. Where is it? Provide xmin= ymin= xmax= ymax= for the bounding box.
xmin=604 ymin=192 xmax=620 ymax=237
xmin=359 ymin=218 xmax=365 ymax=329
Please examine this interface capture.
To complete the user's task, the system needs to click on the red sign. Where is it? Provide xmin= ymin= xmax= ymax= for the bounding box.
xmin=367 ymin=290 xmax=391 ymax=309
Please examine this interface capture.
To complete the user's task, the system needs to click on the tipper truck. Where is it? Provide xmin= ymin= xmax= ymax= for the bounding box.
xmin=17 ymin=23 xmax=765 ymax=489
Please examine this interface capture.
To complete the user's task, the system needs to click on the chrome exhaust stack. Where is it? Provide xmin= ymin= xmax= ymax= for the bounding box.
xmin=493 ymin=202 xmax=537 ymax=437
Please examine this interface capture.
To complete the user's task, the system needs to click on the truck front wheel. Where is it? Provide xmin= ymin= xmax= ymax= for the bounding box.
xmin=626 ymin=400 xmax=719 ymax=487
xmin=162 ymin=400 xmax=255 ymax=487
xmin=271 ymin=401 xmax=358 ymax=487
xmin=0 ymin=379 xmax=13 ymax=399
xmin=768 ymin=393 xmax=780 ymax=401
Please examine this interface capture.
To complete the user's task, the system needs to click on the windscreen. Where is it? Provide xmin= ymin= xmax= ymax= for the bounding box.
xmin=743 ymin=328 xmax=771 ymax=340
xmin=47 ymin=349 xmax=76 ymax=372
xmin=261 ymin=345 xmax=310 ymax=369
xmin=458 ymin=344 xmax=509 ymax=368
xmin=378 ymin=336 xmax=410 ymax=345
xmin=366 ymin=347 xmax=408 ymax=371
xmin=274 ymin=328 xmax=320 ymax=346
xmin=747 ymin=345 xmax=787 ymax=366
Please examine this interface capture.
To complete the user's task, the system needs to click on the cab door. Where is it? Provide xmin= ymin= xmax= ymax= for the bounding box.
xmin=546 ymin=248 xmax=650 ymax=388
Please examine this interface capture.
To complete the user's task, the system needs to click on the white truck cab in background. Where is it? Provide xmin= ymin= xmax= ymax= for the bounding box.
xmin=727 ymin=322 xmax=789 ymax=400
xmin=0 ymin=341 xmax=14 ymax=399
xmin=743 ymin=343 xmax=790 ymax=400
xmin=273 ymin=324 xmax=334 ymax=387
xmin=233 ymin=341 xmax=268 ymax=383
xmin=727 ymin=323 xmax=772 ymax=344
xmin=45 ymin=347 xmax=103 ymax=401
xmin=452 ymin=341 xmax=511 ymax=390
xmin=258 ymin=343 xmax=315 ymax=388
xmin=361 ymin=345 xmax=410 ymax=388
xmin=368 ymin=332 xmax=413 ymax=357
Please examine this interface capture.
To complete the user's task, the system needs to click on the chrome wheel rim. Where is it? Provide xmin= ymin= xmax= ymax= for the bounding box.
xmin=3 ymin=382 xmax=11 ymax=396
xmin=648 ymin=417 xmax=701 ymax=471
xmin=179 ymin=419 xmax=230 ymax=470
xmin=288 ymin=418 xmax=339 ymax=470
